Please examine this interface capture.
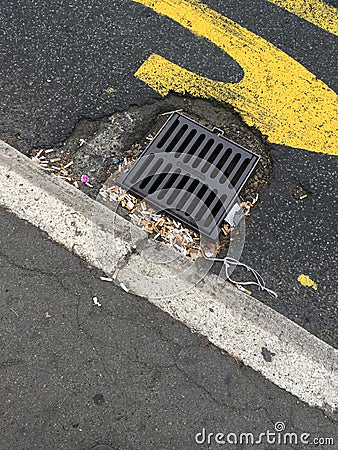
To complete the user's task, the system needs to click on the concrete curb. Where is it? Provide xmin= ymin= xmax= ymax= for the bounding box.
xmin=0 ymin=140 xmax=337 ymax=418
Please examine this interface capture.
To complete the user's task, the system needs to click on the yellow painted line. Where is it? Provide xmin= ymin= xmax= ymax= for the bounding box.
xmin=133 ymin=0 xmax=338 ymax=155
xmin=267 ymin=0 xmax=338 ymax=36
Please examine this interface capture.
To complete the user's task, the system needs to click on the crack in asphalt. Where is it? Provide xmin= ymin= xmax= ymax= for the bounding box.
xmin=0 ymin=250 xmax=84 ymax=279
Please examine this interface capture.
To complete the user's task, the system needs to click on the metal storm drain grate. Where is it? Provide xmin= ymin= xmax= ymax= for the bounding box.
xmin=117 ymin=113 xmax=260 ymax=239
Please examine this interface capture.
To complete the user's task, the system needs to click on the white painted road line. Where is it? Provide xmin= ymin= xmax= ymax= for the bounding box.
xmin=0 ymin=140 xmax=337 ymax=417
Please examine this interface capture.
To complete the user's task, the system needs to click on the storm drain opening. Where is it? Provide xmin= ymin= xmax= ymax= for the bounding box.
xmin=117 ymin=112 xmax=260 ymax=240
xmin=29 ymin=96 xmax=274 ymax=296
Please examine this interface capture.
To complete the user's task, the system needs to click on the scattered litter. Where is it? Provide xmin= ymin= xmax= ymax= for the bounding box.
xmin=99 ymin=184 xmax=205 ymax=260
xmin=235 ymin=284 xmax=252 ymax=296
xmin=92 ymin=296 xmax=102 ymax=307
xmin=252 ymin=193 xmax=259 ymax=205
xmin=112 ymin=268 xmax=120 ymax=280
xmin=30 ymin=148 xmax=83 ymax=189
xmin=9 ymin=308 xmax=19 ymax=318
xmin=203 ymin=255 xmax=278 ymax=298
xmin=160 ymin=109 xmax=183 ymax=116
xmin=293 ymin=183 xmax=311 ymax=200
xmin=119 ymin=283 xmax=129 ymax=292
xmin=44 ymin=312 xmax=52 ymax=318
xmin=297 ymin=274 xmax=318 ymax=291
xmin=81 ymin=174 xmax=89 ymax=184
xmin=228 ymin=351 xmax=240 ymax=364
xmin=99 ymin=276 xmax=113 ymax=282
xmin=98 ymin=173 xmax=255 ymax=260
xmin=201 ymin=242 xmax=218 ymax=258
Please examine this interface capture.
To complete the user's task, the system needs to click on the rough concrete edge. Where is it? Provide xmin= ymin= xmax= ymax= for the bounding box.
xmin=0 ymin=140 xmax=337 ymax=419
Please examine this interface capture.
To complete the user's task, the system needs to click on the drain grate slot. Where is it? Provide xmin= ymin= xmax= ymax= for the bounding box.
xmin=117 ymin=113 xmax=260 ymax=238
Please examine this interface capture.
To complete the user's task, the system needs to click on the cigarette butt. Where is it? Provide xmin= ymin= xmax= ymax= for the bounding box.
xmin=112 ymin=268 xmax=120 ymax=279
xmin=252 ymin=194 xmax=259 ymax=205
xmin=45 ymin=148 xmax=55 ymax=153
xmin=299 ymin=194 xmax=308 ymax=200
xmin=125 ymin=200 xmax=134 ymax=210
xmin=64 ymin=161 xmax=74 ymax=168
xmin=235 ymin=284 xmax=252 ymax=296
xmin=100 ymin=276 xmax=113 ymax=282
xmin=36 ymin=149 xmax=44 ymax=158
xmin=50 ymin=157 xmax=61 ymax=163
xmin=120 ymin=283 xmax=129 ymax=292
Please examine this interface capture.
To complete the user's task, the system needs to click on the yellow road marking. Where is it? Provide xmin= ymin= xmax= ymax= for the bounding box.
xmin=133 ymin=0 xmax=338 ymax=155
xmin=267 ymin=0 xmax=338 ymax=36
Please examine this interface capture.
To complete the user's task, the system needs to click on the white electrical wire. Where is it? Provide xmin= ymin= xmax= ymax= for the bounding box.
xmin=203 ymin=254 xmax=278 ymax=298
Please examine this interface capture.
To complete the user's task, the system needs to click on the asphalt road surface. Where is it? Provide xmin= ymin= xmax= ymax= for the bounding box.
xmin=0 ymin=0 xmax=337 ymax=348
